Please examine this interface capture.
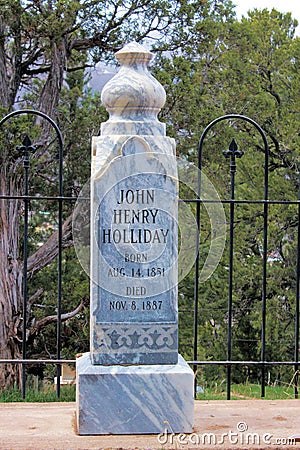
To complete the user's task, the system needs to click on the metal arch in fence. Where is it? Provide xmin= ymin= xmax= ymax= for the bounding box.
xmin=0 ymin=109 xmax=64 ymax=398
xmin=188 ymin=114 xmax=299 ymax=399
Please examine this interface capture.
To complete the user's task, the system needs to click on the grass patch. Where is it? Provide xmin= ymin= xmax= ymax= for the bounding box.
xmin=0 ymin=382 xmax=295 ymax=402
xmin=196 ymin=382 xmax=296 ymax=400
xmin=0 ymin=384 xmax=76 ymax=402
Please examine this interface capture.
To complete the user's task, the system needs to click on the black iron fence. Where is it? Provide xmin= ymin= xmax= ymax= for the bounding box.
xmin=0 ymin=111 xmax=299 ymax=399
xmin=0 ymin=110 xmax=69 ymax=398
xmin=189 ymin=114 xmax=299 ymax=399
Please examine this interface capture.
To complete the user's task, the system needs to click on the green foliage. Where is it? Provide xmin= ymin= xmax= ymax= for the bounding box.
xmin=196 ymin=382 xmax=296 ymax=400
xmin=156 ymin=6 xmax=300 ymax=386
xmin=0 ymin=383 xmax=76 ymax=402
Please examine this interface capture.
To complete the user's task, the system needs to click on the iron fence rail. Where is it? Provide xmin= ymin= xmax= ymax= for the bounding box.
xmin=0 ymin=359 xmax=297 ymax=366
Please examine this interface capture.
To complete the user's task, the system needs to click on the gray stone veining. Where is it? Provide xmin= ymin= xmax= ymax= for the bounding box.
xmin=77 ymin=353 xmax=194 ymax=434
xmin=76 ymin=41 xmax=194 ymax=435
xmin=90 ymin=43 xmax=178 ymax=366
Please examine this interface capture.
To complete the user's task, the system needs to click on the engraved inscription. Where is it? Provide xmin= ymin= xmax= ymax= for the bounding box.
xmin=109 ymin=300 xmax=163 ymax=311
xmin=117 ymin=189 xmax=155 ymax=205
xmin=113 ymin=209 xmax=159 ymax=224
xmin=96 ymin=170 xmax=177 ymax=324
xmin=125 ymin=253 xmax=147 ymax=262
xmin=102 ymin=228 xmax=169 ymax=244
xmin=126 ymin=286 xmax=146 ymax=296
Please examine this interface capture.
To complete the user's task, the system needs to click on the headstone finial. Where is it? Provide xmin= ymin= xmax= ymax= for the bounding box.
xmin=101 ymin=41 xmax=166 ymax=136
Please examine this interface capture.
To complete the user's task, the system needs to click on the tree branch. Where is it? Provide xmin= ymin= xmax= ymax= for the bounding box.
xmin=28 ymin=299 xmax=86 ymax=339
xmin=23 ymin=65 xmax=51 ymax=76
xmin=28 ymin=288 xmax=44 ymax=306
xmin=70 ymin=36 xmax=118 ymax=53
xmin=21 ymin=47 xmax=45 ymax=75
xmin=26 ymin=215 xmax=73 ymax=279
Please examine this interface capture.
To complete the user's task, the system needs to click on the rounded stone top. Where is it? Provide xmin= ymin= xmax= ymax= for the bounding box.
xmin=115 ymin=41 xmax=153 ymax=65
xmin=100 ymin=41 xmax=166 ymax=136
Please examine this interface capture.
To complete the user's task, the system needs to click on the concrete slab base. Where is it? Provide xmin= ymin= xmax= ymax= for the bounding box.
xmin=76 ymin=352 xmax=194 ymax=435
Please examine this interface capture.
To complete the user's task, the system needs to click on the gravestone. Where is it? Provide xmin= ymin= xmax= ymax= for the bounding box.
xmin=76 ymin=42 xmax=194 ymax=435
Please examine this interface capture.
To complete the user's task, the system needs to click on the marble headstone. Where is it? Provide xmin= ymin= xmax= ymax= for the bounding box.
xmin=76 ymin=41 xmax=194 ymax=435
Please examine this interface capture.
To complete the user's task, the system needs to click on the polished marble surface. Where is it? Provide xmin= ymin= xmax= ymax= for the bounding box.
xmin=76 ymin=352 xmax=194 ymax=435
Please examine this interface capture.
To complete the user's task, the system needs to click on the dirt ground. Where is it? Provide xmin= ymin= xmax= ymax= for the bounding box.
xmin=0 ymin=400 xmax=299 ymax=449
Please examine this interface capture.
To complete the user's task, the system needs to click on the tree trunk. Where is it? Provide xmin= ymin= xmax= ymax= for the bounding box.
xmin=0 ymin=16 xmax=10 ymax=108
xmin=0 ymin=168 xmax=23 ymax=389
xmin=38 ymin=37 xmax=67 ymax=121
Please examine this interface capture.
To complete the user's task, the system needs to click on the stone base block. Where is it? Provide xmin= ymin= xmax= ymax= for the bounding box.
xmin=76 ymin=352 xmax=194 ymax=435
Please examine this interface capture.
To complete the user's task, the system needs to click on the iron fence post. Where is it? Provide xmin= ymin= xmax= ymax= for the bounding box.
xmin=223 ymin=139 xmax=244 ymax=400
xmin=17 ymin=135 xmax=36 ymax=399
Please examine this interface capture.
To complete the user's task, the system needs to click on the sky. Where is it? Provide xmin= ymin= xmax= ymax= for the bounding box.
xmin=233 ymin=0 xmax=300 ymax=35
